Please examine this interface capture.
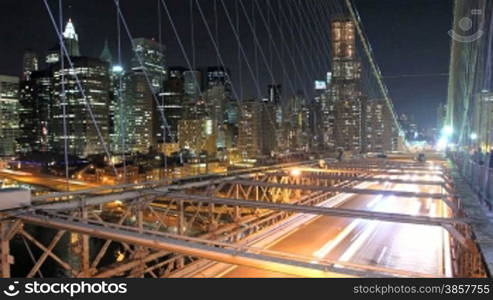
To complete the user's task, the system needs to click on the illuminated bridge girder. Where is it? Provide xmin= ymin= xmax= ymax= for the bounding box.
xmin=228 ymin=179 xmax=446 ymax=200
xmin=164 ymin=192 xmax=464 ymax=228
xmin=14 ymin=212 xmax=441 ymax=278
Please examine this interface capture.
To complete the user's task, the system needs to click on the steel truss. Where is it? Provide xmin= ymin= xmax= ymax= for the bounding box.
xmin=0 ymin=161 xmax=487 ymax=278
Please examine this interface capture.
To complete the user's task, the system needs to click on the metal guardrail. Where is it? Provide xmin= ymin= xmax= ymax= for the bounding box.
xmin=452 ymin=152 xmax=493 ymax=210
xmin=31 ymin=159 xmax=326 ymax=202
xmin=17 ymin=211 xmax=438 ymax=278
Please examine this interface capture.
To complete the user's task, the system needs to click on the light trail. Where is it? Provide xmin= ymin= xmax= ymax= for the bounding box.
xmin=198 ymin=167 xmax=454 ymax=278
xmin=0 ymin=169 xmax=32 ymax=176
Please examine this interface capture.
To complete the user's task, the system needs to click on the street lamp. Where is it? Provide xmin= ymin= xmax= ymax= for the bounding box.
xmin=442 ymin=126 xmax=454 ymax=137
xmin=290 ymin=169 xmax=301 ymax=177
xmin=470 ymin=133 xmax=478 ymax=140
xmin=436 ymin=126 xmax=454 ymax=151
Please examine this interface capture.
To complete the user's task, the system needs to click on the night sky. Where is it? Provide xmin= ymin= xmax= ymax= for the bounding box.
xmin=0 ymin=0 xmax=453 ymax=129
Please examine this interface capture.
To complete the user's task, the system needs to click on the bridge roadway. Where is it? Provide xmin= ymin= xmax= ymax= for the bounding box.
xmin=0 ymin=169 xmax=98 ymax=191
xmin=191 ymin=174 xmax=453 ymax=278
xmin=3 ymin=156 xmax=465 ymax=278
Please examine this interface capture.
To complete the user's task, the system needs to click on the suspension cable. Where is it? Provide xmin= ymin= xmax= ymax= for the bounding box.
xmin=158 ymin=0 xmax=203 ymax=99
xmin=113 ymin=1 xmax=173 ymax=138
xmin=218 ymin=0 xmax=285 ymax=132
xmin=261 ymin=0 xmax=310 ymax=99
xmin=235 ymin=0 xmax=243 ymax=100
xmin=157 ymin=0 xmax=167 ymax=178
xmin=218 ymin=0 xmax=290 ymax=136
xmin=344 ymin=0 xmax=405 ymax=139
xmin=292 ymin=0 xmax=331 ymax=76
xmin=116 ymin=0 xmax=127 ymax=183
xmin=237 ymin=0 xmax=296 ymax=97
xmin=284 ymin=0 xmax=324 ymax=82
xmin=193 ymin=0 xmax=243 ymax=100
xmin=190 ymin=0 xmax=196 ymax=70
xmin=58 ymin=0 xmax=69 ymax=190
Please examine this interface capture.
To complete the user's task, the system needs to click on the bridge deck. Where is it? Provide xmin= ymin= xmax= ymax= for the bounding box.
xmin=449 ymin=161 xmax=493 ymax=276
xmin=1 ymin=156 xmax=490 ymax=278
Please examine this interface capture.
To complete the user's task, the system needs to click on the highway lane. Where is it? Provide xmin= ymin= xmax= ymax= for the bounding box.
xmin=220 ymin=175 xmax=451 ymax=278
xmin=0 ymin=169 xmax=99 ymax=191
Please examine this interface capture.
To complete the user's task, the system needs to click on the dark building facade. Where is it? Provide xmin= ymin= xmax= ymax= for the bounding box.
xmin=18 ymin=70 xmax=51 ymax=153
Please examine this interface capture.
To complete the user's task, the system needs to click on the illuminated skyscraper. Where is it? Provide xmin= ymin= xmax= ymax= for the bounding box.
xmin=183 ymin=70 xmax=202 ymax=98
xmin=206 ymin=66 xmax=232 ymax=99
xmin=123 ymin=72 xmax=156 ymax=153
xmin=260 ymin=98 xmax=277 ymax=156
xmin=182 ymin=70 xmax=204 ymax=119
xmin=63 ymin=19 xmax=81 ymax=57
xmin=156 ymin=72 xmax=184 ymax=144
xmin=280 ymin=93 xmax=307 ymax=152
xmin=117 ymin=38 xmax=167 ymax=153
xmin=268 ymin=84 xmax=282 ymax=125
xmin=22 ymin=49 xmax=38 ymax=80
xmin=364 ymin=99 xmax=394 ymax=153
xmin=131 ymin=38 xmax=167 ymax=93
xmin=18 ymin=70 xmax=51 ymax=153
xmin=46 ymin=19 xmax=81 ymax=64
xmin=238 ymin=98 xmax=276 ymax=159
xmin=0 ymin=75 xmax=20 ymax=156
xmin=315 ymin=80 xmax=332 ymax=149
xmin=51 ymin=57 xmax=111 ymax=157
xmin=178 ymin=119 xmax=216 ymax=156
xmin=330 ymin=17 xmax=363 ymax=153
xmin=238 ymin=99 xmax=261 ymax=159
xmin=204 ymin=85 xmax=228 ymax=149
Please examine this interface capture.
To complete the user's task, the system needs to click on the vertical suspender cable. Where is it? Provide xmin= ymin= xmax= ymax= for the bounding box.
xmin=344 ymin=0 xmax=405 ymax=141
xmin=45 ymin=0 xmax=119 ymax=177
xmin=284 ymin=0 xmax=323 ymax=83
xmin=190 ymin=0 xmax=196 ymax=70
xmin=59 ymin=0 xmax=69 ymax=191
xmin=116 ymin=0 xmax=127 ymax=183
xmin=233 ymin=0 xmax=295 ymax=97
xmin=194 ymin=0 xmax=243 ymax=99
xmin=157 ymin=0 xmax=167 ymax=180
xmin=158 ymin=0 xmax=204 ymax=101
xmin=236 ymin=0 xmax=243 ymax=100
xmin=214 ymin=0 xmax=220 ymax=67
xmin=481 ymin=3 xmax=493 ymax=201
xmin=114 ymin=0 xmax=174 ymax=149
xmin=259 ymin=0 xmax=309 ymax=98
xmin=267 ymin=0 xmax=273 ymax=83
xmin=291 ymin=0 xmax=329 ymax=77
xmin=221 ymin=0 xmax=286 ymax=131
xmin=252 ymin=1 xmax=259 ymax=83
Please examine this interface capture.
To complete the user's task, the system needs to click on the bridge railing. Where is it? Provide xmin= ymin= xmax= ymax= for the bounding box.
xmin=452 ymin=151 xmax=493 ymax=210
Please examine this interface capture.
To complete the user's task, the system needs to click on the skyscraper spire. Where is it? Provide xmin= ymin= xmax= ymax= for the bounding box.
xmin=62 ymin=18 xmax=81 ymax=57
xmin=63 ymin=18 xmax=78 ymax=41
xmin=22 ymin=49 xmax=38 ymax=80
xmin=99 ymin=39 xmax=113 ymax=65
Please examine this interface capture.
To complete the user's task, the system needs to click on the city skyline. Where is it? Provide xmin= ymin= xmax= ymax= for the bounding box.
xmin=1 ymin=3 xmax=410 ymax=178
xmin=0 ymin=0 xmax=452 ymax=129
